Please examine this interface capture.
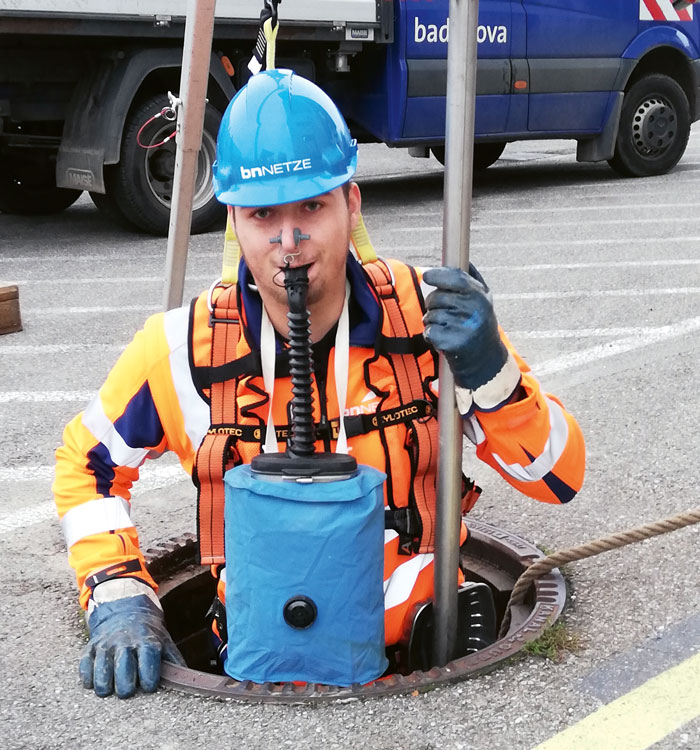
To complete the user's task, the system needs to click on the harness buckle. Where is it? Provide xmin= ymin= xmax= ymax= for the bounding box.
xmin=461 ymin=478 xmax=482 ymax=514
xmin=385 ymin=507 xmax=421 ymax=555
xmin=207 ymin=277 xmax=238 ymax=326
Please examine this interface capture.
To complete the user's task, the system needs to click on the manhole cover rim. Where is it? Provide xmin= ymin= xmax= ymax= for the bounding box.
xmin=152 ymin=521 xmax=566 ymax=703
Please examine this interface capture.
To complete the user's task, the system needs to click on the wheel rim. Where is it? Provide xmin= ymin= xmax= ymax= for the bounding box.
xmin=631 ymin=95 xmax=677 ymax=158
xmin=143 ymin=121 xmax=217 ymax=211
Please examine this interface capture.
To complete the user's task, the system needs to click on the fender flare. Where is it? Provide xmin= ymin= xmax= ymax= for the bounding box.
xmin=56 ymin=48 xmax=235 ymax=193
xmin=615 ymin=27 xmax=700 ymax=119
xmin=621 ymin=25 xmax=700 ymax=70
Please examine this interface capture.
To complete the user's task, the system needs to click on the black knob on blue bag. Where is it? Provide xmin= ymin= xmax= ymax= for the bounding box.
xmin=283 ymin=596 xmax=317 ymax=629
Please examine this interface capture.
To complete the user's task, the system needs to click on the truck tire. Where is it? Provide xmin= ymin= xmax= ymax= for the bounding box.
xmin=431 ymin=142 xmax=506 ymax=170
xmin=97 ymin=93 xmax=226 ymax=235
xmin=608 ymin=74 xmax=691 ymax=177
xmin=0 ymin=156 xmax=82 ymax=215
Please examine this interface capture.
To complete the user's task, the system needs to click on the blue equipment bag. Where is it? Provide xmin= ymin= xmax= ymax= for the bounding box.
xmin=223 ymin=463 xmax=388 ymax=685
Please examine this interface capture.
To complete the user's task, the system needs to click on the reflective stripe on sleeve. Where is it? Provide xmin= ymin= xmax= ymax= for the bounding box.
xmin=163 ymin=305 xmax=210 ymax=452
xmin=82 ymin=397 xmax=149 ymax=469
xmin=463 ymin=412 xmax=486 ymax=445
xmin=383 ymin=550 xmax=435 ymax=611
xmin=492 ymin=397 xmax=569 ymax=482
xmin=61 ymin=496 xmax=134 ymax=549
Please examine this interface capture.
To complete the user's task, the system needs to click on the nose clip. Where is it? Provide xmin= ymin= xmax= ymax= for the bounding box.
xmin=269 ymin=227 xmax=311 ymax=265
xmin=293 ymin=228 xmax=310 ymax=246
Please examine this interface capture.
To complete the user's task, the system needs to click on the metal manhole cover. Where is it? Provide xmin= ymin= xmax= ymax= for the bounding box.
xmin=145 ymin=520 xmax=566 ymax=704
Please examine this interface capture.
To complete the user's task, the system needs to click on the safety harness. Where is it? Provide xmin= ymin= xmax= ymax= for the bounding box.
xmin=193 ymin=251 xmax=481 ymax=566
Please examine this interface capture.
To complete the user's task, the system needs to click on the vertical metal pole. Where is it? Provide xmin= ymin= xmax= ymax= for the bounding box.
xmin=433 ymin=0 xmax=480 ymax=667
xmin=162 ymin=0 xmax=218 ymax=311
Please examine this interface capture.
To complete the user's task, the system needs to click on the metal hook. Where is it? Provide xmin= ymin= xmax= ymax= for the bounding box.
xmin=269 ymin=227 xmax=311 ymax=265
xmin=284 ymin=228 xmax=310 ymax=265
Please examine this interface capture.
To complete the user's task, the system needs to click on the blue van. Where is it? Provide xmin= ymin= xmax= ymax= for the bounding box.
xmin=340 ymin=0 xmax=700 ymax=176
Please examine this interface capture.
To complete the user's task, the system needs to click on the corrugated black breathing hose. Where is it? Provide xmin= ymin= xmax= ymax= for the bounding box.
xmin=283 ymin=264 xmax=316 ymax=458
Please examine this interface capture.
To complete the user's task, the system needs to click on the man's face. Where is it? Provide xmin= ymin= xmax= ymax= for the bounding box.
xmin=231 ymin=183 xmax=361 ymax=309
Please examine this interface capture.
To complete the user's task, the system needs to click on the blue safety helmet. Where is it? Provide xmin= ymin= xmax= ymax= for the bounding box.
xmin=213 ymin=69 xmax=358 ymax=207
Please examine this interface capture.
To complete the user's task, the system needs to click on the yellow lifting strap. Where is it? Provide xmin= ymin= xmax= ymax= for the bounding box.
xmin=221 ymin=211 xmax=242 ymax=285
xmin=263 ymin=14 xmax=279 ymax=71
xmin=220 ymin=3 xmax=279 ymax=286
xmin=351 ymin=213 xmax=378 ymax=265
xmin=221 ymin=210 xmax=377 ymax=285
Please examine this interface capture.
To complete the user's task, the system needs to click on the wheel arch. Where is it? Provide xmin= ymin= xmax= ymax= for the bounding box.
xmin=56 ymin=48 xmax=235 ymax=193
xmin=620 ymin=27 xmax=700 ymax=115
xmin=621 ymin=46 xmax=697 ymax=113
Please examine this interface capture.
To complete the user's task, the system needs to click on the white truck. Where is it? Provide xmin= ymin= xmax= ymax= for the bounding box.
xmin=2 ymin=1 xmax=700 ymax=234
xmin=0 ymin=0 xmax=391 ymax=233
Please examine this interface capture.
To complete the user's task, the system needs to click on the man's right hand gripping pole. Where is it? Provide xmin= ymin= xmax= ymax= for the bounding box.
xmin=79 ymin=579 xmax=186 ymax=698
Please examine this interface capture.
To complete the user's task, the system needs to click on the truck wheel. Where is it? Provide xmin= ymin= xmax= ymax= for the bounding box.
xmin=608 ymin=74 xmax=690 ymax=177
xmin=99 ymin=93 xmax=226 ymax=235
xmin=0 ymin=157 xmax=82 ymax=215
xmin=431 ymin=142 xmax=506 ymax=170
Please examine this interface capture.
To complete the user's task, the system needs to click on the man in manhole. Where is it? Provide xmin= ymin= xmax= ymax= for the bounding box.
xmin=54 ymin=69 xmax=585 ymax=698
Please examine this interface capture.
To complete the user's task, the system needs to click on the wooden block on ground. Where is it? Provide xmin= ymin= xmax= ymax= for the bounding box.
xmin=0 ymin=284 xmax=22 ymax=335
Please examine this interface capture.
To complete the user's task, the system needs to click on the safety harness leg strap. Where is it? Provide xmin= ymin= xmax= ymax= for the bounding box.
xmin=364 ymin=260 xmax=439 ymax=554
xmin=195 ymin=284 xmax=241 ymax=565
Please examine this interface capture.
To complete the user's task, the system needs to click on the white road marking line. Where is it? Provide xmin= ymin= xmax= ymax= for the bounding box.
xmin=0 ymin=325 xmax=680 ymax=360
xmin=476 ymin=201 xmax=700 ymax=214
xmin=470 ymin=217 xmax=693 ymax=230
xmin=0 ymin=324 xmax=678 ymax=359
xmin=496 ymin=288 xmax=700 ymax=301
xmin=1 ymin=254 xmax=180 ymax=264
xmin=0 ymin=465 xmax=187 ymax=536
xmin=402 ymin=212 xmax=700 ymax=224
xmin=531 ymin=316 xmax=700 ymax=376
xmin=0 ymin=503 xmax=59 ymax=534
xmin=0 ymin=343 xmax=124 ymax=355
xmin=509 ymin=327 xmax=665 ymax=339
xmin=4 ymin=259 xmax=700 ymax=290
xmin=2 ymin=229 xmax=698 ymax=266
xmin=0 ymin=463 xmax=184 ymax=483
xmin=481 ymin=259 xmax=700 ymax=271
xmin=389 ymin=226 xmax=700 ymax=243
xmin=28 ymin=305 xmax=160 ymax=315
xmin=12 ymin=289 xmax=700 ymax=321
xmin=8 ymin=276 xmax=214 ymax=286
xmin=0 ymin=391 xmax=93 ymax=403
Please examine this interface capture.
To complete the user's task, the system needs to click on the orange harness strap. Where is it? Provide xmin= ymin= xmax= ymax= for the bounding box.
xmin=194 ymin=284 xmax=241 ymax=565
xmin=193 ymin=262 xmax=443 ymax=563
xmin=363 ymin=260 xmax=439 ymax=553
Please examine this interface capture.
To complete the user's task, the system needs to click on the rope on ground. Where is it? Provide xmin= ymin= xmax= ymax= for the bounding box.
xmin=497 ymin=507 xmax=700 ymax=639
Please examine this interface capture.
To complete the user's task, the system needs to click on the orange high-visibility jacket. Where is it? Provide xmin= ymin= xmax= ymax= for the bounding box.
xmin=54 ymin=257 xmax=585 ymax=646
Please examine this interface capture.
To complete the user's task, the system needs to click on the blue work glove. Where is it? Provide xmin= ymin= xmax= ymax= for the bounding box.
xmin=80 ymin=591 xmax=185 ymax=698
xmin=422 ymin=265 xmax=521 ymax=411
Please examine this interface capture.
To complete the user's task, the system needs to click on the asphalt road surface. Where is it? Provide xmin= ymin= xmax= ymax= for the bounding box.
xmin=2 ymin=131 xmax=700 ymax=750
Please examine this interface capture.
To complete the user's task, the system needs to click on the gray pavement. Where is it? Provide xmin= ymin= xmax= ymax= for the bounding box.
xmin=1 ymin=131 xmax=700 ymax=749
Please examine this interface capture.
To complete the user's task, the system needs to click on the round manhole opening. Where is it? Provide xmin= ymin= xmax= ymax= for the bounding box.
xmin=145 ymin=520 xmax=566 ymax=704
